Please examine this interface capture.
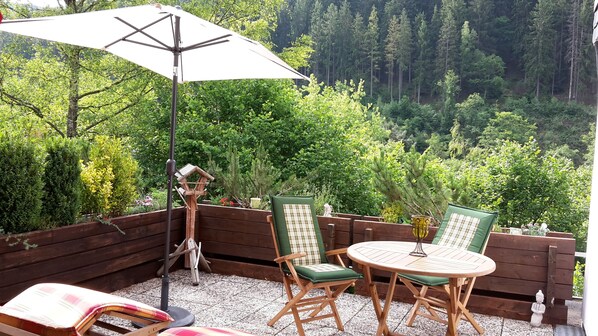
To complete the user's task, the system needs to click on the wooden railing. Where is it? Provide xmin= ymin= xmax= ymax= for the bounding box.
xmin=197 ymin=205 xmax=575 ymax=325
xmin=0 ymin=204 xmax=575 ymax=325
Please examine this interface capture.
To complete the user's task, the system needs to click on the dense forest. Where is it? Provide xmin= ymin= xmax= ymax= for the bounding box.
xmin=273 ymin=0 xmax=596 ymax=103
xmin=0 ymin=0 xmax=595 ymax=251
xmin=269 ymin=0 xmax=598 ymax=168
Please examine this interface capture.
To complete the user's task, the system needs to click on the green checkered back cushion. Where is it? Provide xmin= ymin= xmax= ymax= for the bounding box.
xmin=270 ymin=195 xmax=327 ymax=266
xmin=432 ymin=204 xmax=498 ymax=253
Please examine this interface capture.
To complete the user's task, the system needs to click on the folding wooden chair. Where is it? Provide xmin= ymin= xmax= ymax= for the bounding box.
xmin=266 ymin=195 xmax=361 ymax=336
xmin=0 ymin=283 xmax=173 ymax=336
xmin=399 ymin=204 xmax=498 ymax=334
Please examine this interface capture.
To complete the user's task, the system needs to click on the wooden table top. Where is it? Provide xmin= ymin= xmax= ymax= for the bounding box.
xmin=347 ymin=241 xmax=496 ymax=278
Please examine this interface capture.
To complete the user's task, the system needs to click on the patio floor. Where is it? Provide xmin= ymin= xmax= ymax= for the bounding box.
xmin=111 ymin=269 xmax=571 ymax=336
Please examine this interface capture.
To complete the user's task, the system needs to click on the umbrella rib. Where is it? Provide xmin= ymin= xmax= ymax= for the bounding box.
xmin=248 ymin=48 xmax=306 ymax=78
xmin=181 ymin=33 xmax=232 ymax=51
xmin=104 ymin=14 xmax=174 ymax=51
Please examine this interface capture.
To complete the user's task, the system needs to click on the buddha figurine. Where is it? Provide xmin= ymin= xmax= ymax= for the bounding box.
xmin=530 ymin=290 xmax=546 ymax=327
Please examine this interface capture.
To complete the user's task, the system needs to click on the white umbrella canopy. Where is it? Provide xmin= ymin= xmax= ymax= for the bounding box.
xmin=0 ymin=3 xmax=308 ymax=326
xmin=0 ymin=4 xmax=308 ymax=82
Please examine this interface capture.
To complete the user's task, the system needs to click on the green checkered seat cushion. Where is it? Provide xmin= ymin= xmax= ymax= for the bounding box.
xmin=400 ymin=204 xmax=498 ymax=286
xmin=270 ymin=195 xmax=361 ymax=283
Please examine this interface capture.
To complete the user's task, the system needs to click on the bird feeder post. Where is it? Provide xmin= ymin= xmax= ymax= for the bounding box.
xmin=168 ymin=164 xmax=215 ymax=284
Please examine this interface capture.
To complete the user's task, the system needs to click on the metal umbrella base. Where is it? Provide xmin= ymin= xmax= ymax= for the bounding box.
xmin=133 ymin=306 xmax=195 ymax=329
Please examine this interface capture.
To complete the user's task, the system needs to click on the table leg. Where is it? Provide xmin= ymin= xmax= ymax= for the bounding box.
xmin=446 ymin=278 xmax=460 ymax=336
xmin=363 ymin=266 xmax=401 ymax=336
xmin=376 ymin=272 xmax=398 ymax=336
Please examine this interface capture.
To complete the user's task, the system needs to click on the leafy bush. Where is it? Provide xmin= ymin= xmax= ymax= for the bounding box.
xmin=41 ymin=138 xmax=82 ymax=227
xmin=381 ymin=201 xmax=407 ymax=223
xmin=467 ymin=139 xmax=574 ymax=228
xmin=0 ymin=138 xmax=43 ymax=233
xmin=80 ymin=136 xmax=139 ymax=217
xmin=573 ymin=261 xmax=585 ymax=297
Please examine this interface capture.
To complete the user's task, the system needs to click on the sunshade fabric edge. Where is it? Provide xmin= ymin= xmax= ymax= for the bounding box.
xmin=0 ymin=4 xmax=309 ymax=82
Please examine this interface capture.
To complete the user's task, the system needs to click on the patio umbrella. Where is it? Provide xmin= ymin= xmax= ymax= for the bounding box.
xmin=0 ymin=4 xmax=308 ymax=326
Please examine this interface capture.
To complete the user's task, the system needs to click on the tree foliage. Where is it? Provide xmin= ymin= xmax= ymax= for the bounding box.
xmin=80 ymin=136 xmax=139 ymax=217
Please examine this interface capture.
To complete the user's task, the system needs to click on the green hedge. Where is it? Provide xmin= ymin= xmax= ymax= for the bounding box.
xmin=41 ymin=138 xmax=82 ymax=227
xmin=0 ymin=139 xmax=43 ymax=233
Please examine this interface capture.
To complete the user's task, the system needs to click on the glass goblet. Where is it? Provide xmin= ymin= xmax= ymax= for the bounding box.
xmin=410 ymin=215 xmax=431 ymax=257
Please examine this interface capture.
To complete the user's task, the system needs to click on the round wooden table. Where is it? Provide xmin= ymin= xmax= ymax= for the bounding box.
xmin=347 ymin=241 xmax=496 ymax=336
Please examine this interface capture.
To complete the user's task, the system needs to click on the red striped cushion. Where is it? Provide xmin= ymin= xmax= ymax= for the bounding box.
xmin=0 ymin=283 xmax=172 ymax=336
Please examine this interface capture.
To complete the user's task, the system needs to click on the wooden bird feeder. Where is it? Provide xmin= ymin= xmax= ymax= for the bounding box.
xmin=175 ymin=163 xmax=214 ymax=197
xmin=161 ymin=164 xmax=215 ymax=285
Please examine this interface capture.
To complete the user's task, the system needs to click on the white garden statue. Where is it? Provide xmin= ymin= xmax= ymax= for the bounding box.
xmin=530 ymin=290 xmax=546 ymax=327
xmin=323 ymin=203 xmax=333 ymax=217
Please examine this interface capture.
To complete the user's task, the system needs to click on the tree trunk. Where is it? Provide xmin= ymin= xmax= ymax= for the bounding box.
xmin=389 ymin=63 xmax=394 ymax=101
xmin=398 ymin=64 xmax=403 ymax=100
xmin=370 ymin=57 xmax=374 ymax=97
xmin=66 ymin=47 xmax=82 ymax=138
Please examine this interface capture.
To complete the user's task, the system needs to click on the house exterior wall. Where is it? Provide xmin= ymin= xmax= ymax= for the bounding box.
xmin=587 ymin=5 xmax=598 ymax=333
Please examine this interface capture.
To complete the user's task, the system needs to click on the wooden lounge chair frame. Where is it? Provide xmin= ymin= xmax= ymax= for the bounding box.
xmin=0 ymin=283 xmax=173 ymax=336
xmin=399 ymin=204 xmax=498 ymax=334
xmin=266 ymin=195 xmax=361 ymax=336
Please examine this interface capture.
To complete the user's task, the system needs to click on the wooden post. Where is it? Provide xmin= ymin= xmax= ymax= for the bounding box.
xmin=364 ymin=227 xmax=373 ymax=242
xmin=185 ymin=194 xmax=198 ymax=268
xmin=327 ymin=223 xmax=336 ymax=250
xmin=547 ymin=245 xmax=557 ymax=307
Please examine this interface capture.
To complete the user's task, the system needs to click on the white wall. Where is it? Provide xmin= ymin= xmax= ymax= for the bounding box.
xmin=584 ymin=6 xmax=598 ymax=331
xmin=583 ymin=130 xmax=598 ymax=332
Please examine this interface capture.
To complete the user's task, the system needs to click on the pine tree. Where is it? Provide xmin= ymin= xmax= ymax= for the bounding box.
xmin=436 ymin=1 xmax=459 ymax=80
xmin=396 ymin=9 xmax=413 ymax=100
xmin=322 ymin=3 xmax=339 ymax=85
xmin=385 ymin=15 xmax=400 ymax=101
xmin=413 ymin=13 xmax=433 ymax=102
xmin=459 ymin=21 xmax=478 ymax=90
xmin=566 ymin=0 xmax=588 ymax=101
xmin=366 ymin=6 xmax=381 ymax=97
xmin=524 ymin=0 xmax=557 ymax=98
xmin=352 ymin=13 xmax=368 ymax=82
xmin=468 ymin=0 xmax=495 ymax=53
xmin=309 ymin=0 xmax=325 ymax=79
xmin=337 ymin=0 xmax=354 ymax=80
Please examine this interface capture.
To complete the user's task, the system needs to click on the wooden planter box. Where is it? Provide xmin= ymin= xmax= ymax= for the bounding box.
xmin=0 ymin=204 xmax=575 ymax=325
xmin=196 ymin=205 xmax=575 ymax=325
xmin=0 ymin=208 xmax=186 ymax=304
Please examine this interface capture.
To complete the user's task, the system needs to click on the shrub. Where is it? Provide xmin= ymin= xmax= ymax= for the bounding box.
xmin=0 ymin=138 xmax=43 ymax=233
xmin=381 ymin=201 xmax=407 ymax=223
xmin=573 ymin=261 xmax=585 ymax=297
xmin=41 ymin=138 xmax=82 ymax=227
xmin=80 ymin=136 xmax=139 ymax=217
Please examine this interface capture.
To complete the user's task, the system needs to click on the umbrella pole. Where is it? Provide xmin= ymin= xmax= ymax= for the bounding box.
xmin=159 ymin=14 xmax=195 ymax=327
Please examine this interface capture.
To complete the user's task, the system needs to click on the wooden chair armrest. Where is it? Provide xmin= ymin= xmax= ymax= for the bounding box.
xmin=274 ymin=252 xmax=307 ymax=264
xmin=325 ymin=248 xmax=348 ymax=257
xmin=325 ymin=248 xmax=349 ymax=267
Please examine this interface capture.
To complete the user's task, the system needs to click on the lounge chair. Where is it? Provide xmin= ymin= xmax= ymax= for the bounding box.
xmin=0 ymin=283 xmax=173 ymax=336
